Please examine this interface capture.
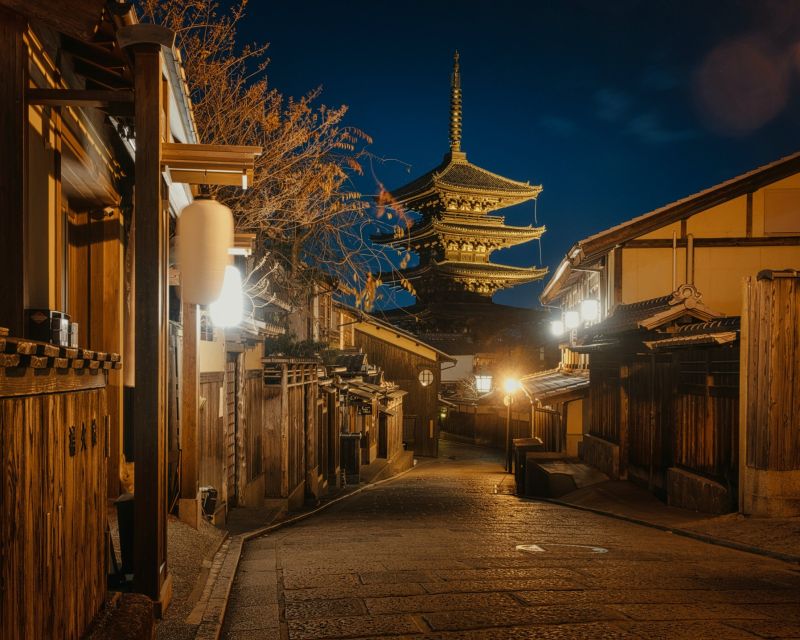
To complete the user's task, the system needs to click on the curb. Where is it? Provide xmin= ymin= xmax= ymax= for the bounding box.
xmin=191 ymin=460 xmax=422 ymax=639
xmin=530 ymin=496 xmax=800 ymax=565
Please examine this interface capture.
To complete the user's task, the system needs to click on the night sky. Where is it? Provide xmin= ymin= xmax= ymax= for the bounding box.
xmin=236 ymin=0 xmax=800 ymax=309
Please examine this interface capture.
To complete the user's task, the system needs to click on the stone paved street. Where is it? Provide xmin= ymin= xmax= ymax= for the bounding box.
xmin=222 ymin=442 xmax=800 ymax=639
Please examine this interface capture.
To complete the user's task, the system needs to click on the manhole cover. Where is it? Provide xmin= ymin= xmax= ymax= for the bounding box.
xmin=516 ymin=543 xmax=608 ymax=554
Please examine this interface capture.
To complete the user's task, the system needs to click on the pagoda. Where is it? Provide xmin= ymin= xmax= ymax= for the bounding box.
xmin=374 ymin=52 xmax=548 ymax=339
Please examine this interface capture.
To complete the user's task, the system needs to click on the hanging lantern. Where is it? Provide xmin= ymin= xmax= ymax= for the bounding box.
xmin=177 ymin=197 xmax=233 ymax=305
xmin=209 ymin=266 xmax=243 ymax=328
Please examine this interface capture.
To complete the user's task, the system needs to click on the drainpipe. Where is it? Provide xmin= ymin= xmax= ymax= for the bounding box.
xmin=686 ymin=234 xmax=695 ymax=286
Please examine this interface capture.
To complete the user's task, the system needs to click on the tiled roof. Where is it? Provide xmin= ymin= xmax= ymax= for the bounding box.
xmin=521 ymin=368 xmax=590 ymax=402
xmin=388 ymin=153 xmax=541 ymax=203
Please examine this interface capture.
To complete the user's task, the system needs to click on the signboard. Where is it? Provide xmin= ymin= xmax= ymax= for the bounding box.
xmin=358 ymin=403 xmax=373 ymax=416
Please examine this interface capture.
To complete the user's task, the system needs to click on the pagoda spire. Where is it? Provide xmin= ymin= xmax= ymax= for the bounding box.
xmin=449 ymin=51 xmax=462 ymax=152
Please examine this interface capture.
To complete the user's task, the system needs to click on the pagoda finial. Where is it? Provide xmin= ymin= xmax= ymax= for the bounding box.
xmin=449 ymin=50 xmax=462 ymax=152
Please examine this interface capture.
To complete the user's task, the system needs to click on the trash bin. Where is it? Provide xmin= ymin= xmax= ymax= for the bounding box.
xmin=513 ymin=437 xmax=544 ymax=494
xmin=340 ymin=432 xmax=363 ymax=484
xmin=114 ymin=493 xmax=135 ymax=577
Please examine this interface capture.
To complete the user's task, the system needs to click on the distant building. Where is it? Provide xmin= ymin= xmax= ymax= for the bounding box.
xmin=373 ymin=52 xmax=553 ymax=386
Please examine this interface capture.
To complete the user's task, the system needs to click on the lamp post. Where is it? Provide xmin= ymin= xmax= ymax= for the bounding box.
xmin=503 ymin=378 xmax=522 ymax=473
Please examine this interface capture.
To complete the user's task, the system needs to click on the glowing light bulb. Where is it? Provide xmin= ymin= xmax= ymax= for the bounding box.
xmin=503 ymin=378 xmax=521 ymax=394
xmin=209 ymin=265 xmax=243 ymax=327
xmin=564 ymin=310 xmax=581 ymax=330
xmin=580 ymin=299 xmax=600 ymax=323
xmin=550 ymin=320 xmax=565 ymax=336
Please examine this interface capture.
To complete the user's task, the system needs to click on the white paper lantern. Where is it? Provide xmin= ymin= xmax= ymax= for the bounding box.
xmin=209 ymin=266 xmax=244 ymax=328
xmin=177 ymin=198 xmax=233 ymax=305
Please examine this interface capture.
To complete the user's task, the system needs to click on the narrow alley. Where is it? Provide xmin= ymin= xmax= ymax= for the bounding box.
xmin=221 ymin=442 xmax=800 ymax=639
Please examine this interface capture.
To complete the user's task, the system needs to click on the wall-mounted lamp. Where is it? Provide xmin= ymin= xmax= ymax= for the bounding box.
xmin=550 ymin=320 xmax=565 ymax=337
xmin=564 ymin=310 xmax=581 ymax=330
xmin=580 ymin=299 xmax=600 ymax=323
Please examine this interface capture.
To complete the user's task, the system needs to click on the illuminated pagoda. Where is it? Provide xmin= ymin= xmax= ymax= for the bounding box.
xmin=374 ymin=52 xmax=548 ymax=341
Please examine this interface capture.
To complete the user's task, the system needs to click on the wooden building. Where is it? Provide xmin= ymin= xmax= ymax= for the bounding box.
xmin=539 ymin=152 xmax=800 ymax=513
xmin=336 ymin=303 xmax=454 ymax=457
xmin=0 ymin=0 xmax=258 ymax=628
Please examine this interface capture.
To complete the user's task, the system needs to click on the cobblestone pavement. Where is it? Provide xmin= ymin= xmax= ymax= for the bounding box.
xmin=222 ymin=442 xmax=800 ymax=639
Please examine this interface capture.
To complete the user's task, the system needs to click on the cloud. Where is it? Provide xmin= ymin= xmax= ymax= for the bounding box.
xmin=641 ymin=65 xmax=680 ymax=92
xmin=594 ymin=88 xmax=631 ymax=121
xmin=625 ymin=112 xmax=699 ymax=144
xmin=538 ymin=115 xmax=577 ymax=137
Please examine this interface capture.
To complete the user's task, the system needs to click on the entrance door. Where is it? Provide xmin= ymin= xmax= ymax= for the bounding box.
xmin=225 ymin=357 xmax=238 ymax=507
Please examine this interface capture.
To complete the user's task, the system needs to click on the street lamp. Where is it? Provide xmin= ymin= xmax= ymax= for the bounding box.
xmin=503 ymin=377 xmax=521 ymax=472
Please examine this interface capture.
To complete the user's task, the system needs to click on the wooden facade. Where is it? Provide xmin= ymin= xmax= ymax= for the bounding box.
xmin=1 ymin=338 xmax=120 ymax=639
xmin=740 ymin=271 xmax=800 ymax=516
xmin=339 ymin=308 xmax=453 ymax=458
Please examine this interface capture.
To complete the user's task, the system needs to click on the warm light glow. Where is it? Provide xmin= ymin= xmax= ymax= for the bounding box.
xmin=503 ymin=378 xmax=521 ymax=394
xmin=550 ymin=320 xmax=565 ymax=336
xmin=209 ymin=265 xmax=243 ymax=327
xmin=564 ymin=310 xmax=581 ymax=330
xmin=475 ymin=375 xmax=493 ymax=394
xmin=580 ymin=299 xmax=600 ymax=323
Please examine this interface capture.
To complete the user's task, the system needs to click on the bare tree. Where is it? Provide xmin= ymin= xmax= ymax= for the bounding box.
xmin=138 ymin=0 xmax=411 ymax=309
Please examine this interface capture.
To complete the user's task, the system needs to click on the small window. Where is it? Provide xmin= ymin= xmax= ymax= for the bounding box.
xmin=418 ymin=369 xmax=434 ymax=387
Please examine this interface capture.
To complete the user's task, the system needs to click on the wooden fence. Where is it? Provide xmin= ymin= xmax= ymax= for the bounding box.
xmin=198 ymin=371 xmax=225 ymax=507
xmin=2 ymin=373 xmax=108 ymax=639
xmin=742 ymin=274 xmax=800 ymax=471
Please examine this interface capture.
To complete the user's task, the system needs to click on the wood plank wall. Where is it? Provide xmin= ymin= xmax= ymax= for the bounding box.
xmin=744 ymin=275 xmax=800 ymax=471
xmin=243 ymin=371 xmax=264 ymax=482
xmin=198 ymin=372 xmax=225 ymax=499
xmin=1 ymin=386 xmax=107 ymax=640
xmin=588 ymin=354 xmax=621 ymax=444
xmin=674 ymin=347 xmax=739 ymax=481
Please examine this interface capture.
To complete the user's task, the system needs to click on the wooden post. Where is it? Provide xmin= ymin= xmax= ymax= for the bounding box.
xmin=130 ymin=41 xmax=171 ymax=609
xmin=738 ymin=277 xmax=751 ymax=512
xmin=0 ymin=8 xmax=27 ymax=336
xmin=618 ymin=364 xmax=629 ymax=480
xmin=178 ymin=302 xmax=200 ymax=527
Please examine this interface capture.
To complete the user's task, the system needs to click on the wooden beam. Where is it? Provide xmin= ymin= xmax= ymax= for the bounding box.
xmin=0 ymin=8 xmax=26 ymax=337
xmin=26 ymin=88 xmax=134 ymax=107
xmin=624 ymin=236 xmax=800 ymax=249
xmin=0 ymin=0 xmax=106 ymax=40
xmin=130 ymin=42 xmax=169 ymax=606
xmin=746 ymin=192 xmax=753 ymax=238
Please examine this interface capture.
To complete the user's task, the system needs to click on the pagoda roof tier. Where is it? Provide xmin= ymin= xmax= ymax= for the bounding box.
xmin=378 ymin=260 xmax=548 ymax=286
xmin=387 ymin=151 xmax=542 ymax=212
xmin=372 ymin=218 xmax=545 ymax=247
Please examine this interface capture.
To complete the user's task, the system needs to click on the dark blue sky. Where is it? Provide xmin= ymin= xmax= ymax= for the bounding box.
xmin=237 ymin=0 xmax=800 ymax=309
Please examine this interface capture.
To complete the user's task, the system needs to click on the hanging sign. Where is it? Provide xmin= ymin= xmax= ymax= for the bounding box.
xmin=358 ymin=403 xmax=373 ymax=416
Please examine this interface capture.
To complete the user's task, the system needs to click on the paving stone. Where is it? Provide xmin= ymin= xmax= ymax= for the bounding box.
xmin=287 ymin=614 xmax=421 ymax=639
xmin=223 ymin=603 xmax=280 ymax=632
xmin=284 ymin=582 xmax=426 ymax=602
xmin=359 ymin=570 xmax=439 ymax=584
xmin=228 ymin=583 xmax=279 ymax=607
xmin=283 ymin=572 xmax=360 ymax=589
xmin=422 ymin=578 xmax=581 ymax=594
xmin=725 ymin=619 xmax=800 ymax=638
xmin=619 ymin=621 xmax=762 ymax=639
xmin=366 ymin=591 xmax=517 ymax=614
xmin=284 ymin=597 xmax=368 ymax=620
xmin=423 ymin=604 xmax=622 ymax=631
xmin=221 ymin=442 xmax=800 ymax=640
xmin=609 ymin=602 xmax=769 ymax=621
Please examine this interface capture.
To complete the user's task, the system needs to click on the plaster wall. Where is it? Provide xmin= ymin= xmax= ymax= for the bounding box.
xmin=199 ymin=329 xmax=226 ymax=373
